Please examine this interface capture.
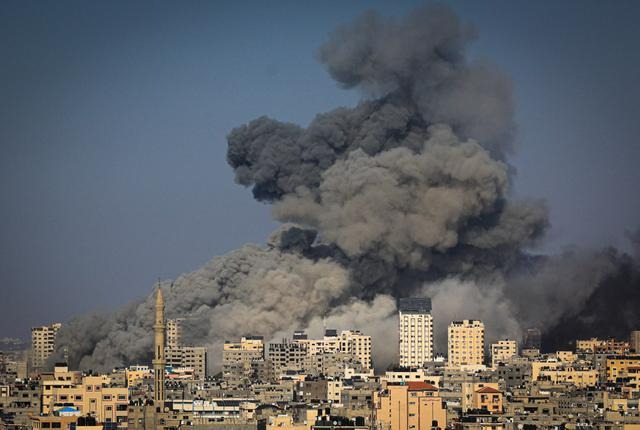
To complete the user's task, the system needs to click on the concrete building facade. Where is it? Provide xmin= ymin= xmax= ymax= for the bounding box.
xmin=31 ymin=323 xmax=62 ymax=371
xmin=166 ymin=318 xmax=184 ymax=349
xmin=165 ymin=346 xmax=207 ymax=380
xmin=491 ymin=340 xmax=517 ymax=368
xmin=223 ymin=336 xmax=265 ymax=385
xmin=398 ymin=298 xmax=433 ymax=368
xmin=374 ymin=381 xmax=446 ymax=430
xmin=630 ymin=331 xmax=640 ymax=353
xmin=448 ymin=320 xmax=485 ymax=368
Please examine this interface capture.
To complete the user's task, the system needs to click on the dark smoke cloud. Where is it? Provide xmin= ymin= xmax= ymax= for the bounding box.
xmin=318 ymin=5 xmax=514 ymax=155
xmin=542 ymin=250 xmax=640 ymax=351
xmin=227 ymin=6 xmax=515 ymax=203
xmin=51 ymin=4 xmax=636 ymax=372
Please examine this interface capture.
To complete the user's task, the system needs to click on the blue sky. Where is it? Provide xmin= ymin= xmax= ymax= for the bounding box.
xmin=1 ymin=0 xmax=639 ymax=337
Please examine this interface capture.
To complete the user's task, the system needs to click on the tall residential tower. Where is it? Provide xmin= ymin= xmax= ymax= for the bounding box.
xmin=398 ymin=297 xmax=433 ymax=368
xmin=448 ymin=320 xmax=485 ymax=368
xmin=31 ymin=322 xmax=62 ymax=371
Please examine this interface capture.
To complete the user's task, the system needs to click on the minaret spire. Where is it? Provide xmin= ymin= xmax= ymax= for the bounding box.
xmin=152 ymin=282 xmax=166 ymax=407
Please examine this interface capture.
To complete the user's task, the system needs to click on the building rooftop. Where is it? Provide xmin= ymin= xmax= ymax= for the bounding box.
xmin=476 ymin=386 xmax=501 ymax=394
xmin=407 ymin=381 xmax=438 ymax=391
xmin=398 ymin=297 xmax=431 ymax=314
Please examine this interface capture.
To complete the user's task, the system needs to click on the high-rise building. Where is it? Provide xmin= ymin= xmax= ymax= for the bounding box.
xmin=398 ymin=297 xmax=433 ymax=368
xmin=631 ymin=331 xmax=640 ymax=353
xmin=448 ymin=320 xmax=485 ymax=368
xmin=31 ymin=323 xmax=62 ymax=371
xmin=490 ymin=340 xmax=518 ymax=368
xmin=166 ymin=318 xmax=184 ymax=349
xmin=523 ymin=328 xmax=542 ymax=350
xmin=164 ymin=317 xmax=208 ymax=379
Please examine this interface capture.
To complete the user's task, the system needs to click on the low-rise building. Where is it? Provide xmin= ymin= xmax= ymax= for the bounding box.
xmin=374 ymin=382 xmax=446 ymax=430
xmin=490 ymin=340 xmax=517 ymax=368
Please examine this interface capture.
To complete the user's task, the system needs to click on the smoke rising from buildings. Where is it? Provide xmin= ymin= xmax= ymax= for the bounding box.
xmin=51 ymin=4 xmax=640 ymax=372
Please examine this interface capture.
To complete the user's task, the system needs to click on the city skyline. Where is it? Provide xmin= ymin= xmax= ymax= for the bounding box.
xmin=2 ymin=2 xmax=640 ymax=428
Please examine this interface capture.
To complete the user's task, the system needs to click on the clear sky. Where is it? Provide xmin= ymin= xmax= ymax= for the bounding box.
xmin=1 ymin=0 xmax=639 ymax=338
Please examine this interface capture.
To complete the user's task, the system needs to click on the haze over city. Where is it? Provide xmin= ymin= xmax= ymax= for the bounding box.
xmin=2 ymin=0 xmax=640 ymax=341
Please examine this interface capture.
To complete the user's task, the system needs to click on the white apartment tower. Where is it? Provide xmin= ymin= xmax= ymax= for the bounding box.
xmin=398 ymin=298 xmax=434 ymax=368
xmin=31 ymin=322 xmax=62 ymax=371
xmin=448 ymin=320 xmax=485 ymax=368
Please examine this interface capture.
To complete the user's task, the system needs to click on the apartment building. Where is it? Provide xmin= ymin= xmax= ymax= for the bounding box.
xmin=448 ymin=320 xmax=485 ymax=368
xmin=398 ymin=297 xmax=434 ymax=368
xmin=374 ymin=382 xmax=446 ymax=430
xmin=223 ymin=336 xmax=265 ymax=385
xmin=31 ymin=323 xmax=62 ymax=371
xmin=491 ymin=340 xmax=518 ymax=368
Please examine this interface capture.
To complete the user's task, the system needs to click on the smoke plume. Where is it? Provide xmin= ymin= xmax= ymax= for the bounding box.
xmin=51 ymin=4 xmax=639 ymax=373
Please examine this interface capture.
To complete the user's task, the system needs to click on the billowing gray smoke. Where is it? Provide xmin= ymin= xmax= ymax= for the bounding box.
xmin=227 ymin=4 xmax=515 ymax=204
xmin=51 ymin=4 xmax=636 ymax=373
xmin=54 ymin=238 xmax=350 ymax=371
xmin=227 ymin=4 xmax=547 ymax=292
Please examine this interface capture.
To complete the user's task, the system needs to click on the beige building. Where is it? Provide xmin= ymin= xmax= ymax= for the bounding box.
xmin=398 ymin=298 xmax=434 ymax=368
xmin=223 ymin=336 xmax=265 ymax=384
xmin=336 ymin=330 xmax=372 ymax=370
xmin=165 ymin=318 xmax=184 ymax=349
xmin=576 ymin=338 xmax=630 ymax=354
xmin=606 ymin=356 xmax=640 ymax=382
xmin=374 ymin=381 xmax=446 ymax=430
xmin=530 ymin=360 xmax=560 ymax=381
xmin=31 ymin=322 xmax=62 ymax=371
xmin=556 ymin=350 xmax=576 ymax=362
xmin=268 ymin=339 xmax=308 ymax=377
xmin=631 ymin=331 xmax=640 ymax=353
xmin=40 ymin=365 xmax=128 ymax=425
xmin=538 ymin=367 xmax=598 ymax=388
xmin=461 ymin=382 xmax=500 ymax=412
xmin=490 ymin=340 xmax=517 ymax=368
xmin=294 ymin=330 xmax=372 ymax=370
xmin=448 ymin=320 xmax=485 ymax=368
xmin=125 ymin=365 xmax=153 ymax=387
xmin=472 ymin=386 xmax=503 ymax=413
xmin=31 ymin=415 xmax=80 ymax=429
xmin=40 ymin=363 xmax=83 ymax=413
xmin=382 ymin=368 xmax=434 ymax=384
xmin=266 ymin=408 xmax=332 ymax=430
xmin=165 ymin=346 xmax=207 ymax=380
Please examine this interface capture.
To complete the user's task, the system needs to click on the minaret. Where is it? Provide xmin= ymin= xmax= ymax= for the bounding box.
xmin=152 ymin=285 xmax=165 ymax=407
